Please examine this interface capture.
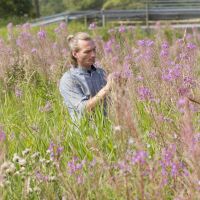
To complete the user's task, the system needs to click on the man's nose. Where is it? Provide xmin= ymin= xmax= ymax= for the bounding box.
xmin=91 ymin=50 xmax=96 ymax=57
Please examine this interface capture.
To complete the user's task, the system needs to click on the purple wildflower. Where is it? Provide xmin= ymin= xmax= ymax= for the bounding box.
xmin=148 ymin=131 xmax=156 ymax=139
xmin=131 ymin=150 xmax=147 ymax=165
xmin=37 ymin=30 xmax=46 ymax=40
xmin=20 ymin=32 xmax=31 ymax=40
xmin=31 ymin=48 xmax=37 ymax=54
xmin=118 ymin=25 xmax=126 ymax=33
xmin=162 ymin=69 xmax=173 ymax=81
xmin=48 ymin=141 xmax=63 ymax=160
xmin=187 ymin=42 xmax=196 ymax=50
xmin=15 ymin=87 xmax=23 ymax=98
xmin=39 ymin=101 xmax=52 ymax=112
xmin=177 ymin=98 xmax=186 ymax=106
xmin=35 ymin=170 xmax=43 ymax=181
xmin=137 ymin=40 xmax=146 ymax=47
xmin=57 ymin=146 xmax=64 ymax=155
xmin=123 ymin=63 xmax=132 ymax=78
xmin=171 ymin=162 xmax=179 ymax=177
xmin=77 ymin=175 xmax=84 ymax=184
xmin=62 ymin=48 xmax=68 ymax=57
xmin=161 ymin=42 xmax=169 ymax=49
xmin=7 ymin=22 xmax=13 ymax=30
xmin=89 ymin=22 xmax=97 ymax=30
xmin=54 ymin=27 xmax=60 ymax=34
xmin=48 ymin=141 xmax=55 ymax=159
xmin=67 ymin=157 xmax=84 ymax=175
xmin=104 ymin=39 xmax=114 ymax=54
xmin=160 ymin=49 xmax=169 ymax=57
xmin=136 ymin=75 xmax=144 ymax=81
xmin=89 ymin=159 xmax=97 ymax=167
xmin=0 ymin=130 xmax=6 ymax=141
xmin=22 ymin=23 xmax=30 ymax=31
xmin=193 ymin=133 xmax=200 ymax=143
xmin=16 ymin=38 xmax=23 ymax=48
xmin=138 ymin=87 xmax=152 ymax=101
xmin=146 ymin=39 xmax=154 ymax=47
xmin=113 ymin=71 xmax=121 ymax=78
xmin=117 ymin=160 xmax=131 ymax=173
xmin=59 ymin=22 xmax=66 ymax=30
xmin=178 ymin=87 xmax=189 ymax=96
xmin=183 ymin=76 xmax=195 ymax=87
xmin=108 ymin=28 xmax=115 ymax=34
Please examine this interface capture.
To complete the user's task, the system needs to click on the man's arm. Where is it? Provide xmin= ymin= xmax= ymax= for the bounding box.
xmin=60 ymin=72 xmax=114 ymax=115
xmin=85 ymin=83 xmax=110 ymax=112
xmin=59 ymin=73 xmax=90 ymax=115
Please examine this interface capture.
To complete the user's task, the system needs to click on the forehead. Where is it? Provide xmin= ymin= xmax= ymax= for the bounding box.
xmin=77 ymin=39 xmax=95 ymax=50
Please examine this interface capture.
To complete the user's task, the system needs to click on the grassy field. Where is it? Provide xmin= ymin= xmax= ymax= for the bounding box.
xmin=0 ymin=21 xmax=200 ymax=199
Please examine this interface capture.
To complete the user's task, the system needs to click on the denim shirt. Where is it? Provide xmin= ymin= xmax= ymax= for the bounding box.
xmin=59 ymin=65 xmax=107 ymax=120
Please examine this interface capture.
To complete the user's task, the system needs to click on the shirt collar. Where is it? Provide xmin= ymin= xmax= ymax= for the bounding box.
xmin=70 ymin=65 xmax=96 ymax=75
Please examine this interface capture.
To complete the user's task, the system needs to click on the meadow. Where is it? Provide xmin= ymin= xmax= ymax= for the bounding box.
xmin=0 ymin=21 xmax=200 ymax=199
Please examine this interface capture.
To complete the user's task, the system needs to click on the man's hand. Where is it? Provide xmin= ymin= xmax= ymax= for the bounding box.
xmin=107 ymin=72 xmax=128 ymax=89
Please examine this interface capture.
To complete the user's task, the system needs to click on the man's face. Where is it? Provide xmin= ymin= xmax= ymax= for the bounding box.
xmin=73 ymin=39 xmax=96 ymax=68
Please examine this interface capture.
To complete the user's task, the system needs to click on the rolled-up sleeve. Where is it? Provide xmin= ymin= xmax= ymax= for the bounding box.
xmin=59 ymin=73 xmax=89 ymax=115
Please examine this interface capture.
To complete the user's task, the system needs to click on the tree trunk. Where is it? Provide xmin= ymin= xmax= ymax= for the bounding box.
xmin=34 ymin=0 xmax=40 ymax=17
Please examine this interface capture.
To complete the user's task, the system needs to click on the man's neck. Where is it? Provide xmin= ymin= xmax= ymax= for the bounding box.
xmin=78 ymin=65 xmax=92 ymax=70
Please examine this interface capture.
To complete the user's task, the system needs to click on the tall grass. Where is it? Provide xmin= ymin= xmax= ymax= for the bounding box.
xmin=0 ymin=22 xmax=200 ymax=199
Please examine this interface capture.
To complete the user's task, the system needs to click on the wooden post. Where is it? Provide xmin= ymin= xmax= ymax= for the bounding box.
xmin=34 ymin=0 xmax=40 ymax=18
xmin=65 ymin=16 xmax=68 ymax=25
xmin=101 ymin=9 xmax=106 ymax=27
xmin=84 ymin=15 xmax=88 ymax=28
xmin=145 ymin=0 xmax=149 ymax=29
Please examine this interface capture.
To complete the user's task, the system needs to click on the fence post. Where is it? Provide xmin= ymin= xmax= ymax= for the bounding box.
xmin=146 ymin=0 xmax=149 ymax=29
xmin=65 ymin=15 xmax=68 ymax=25
xmin=101 ymin=9 xmax=106 ymax=27
xmin=84 ymin=15 xmax=88 ymax=28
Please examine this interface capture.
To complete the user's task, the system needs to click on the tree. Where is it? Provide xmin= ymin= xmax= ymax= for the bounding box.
xmin=0 ymin=0 xmax=33 ymax=17
xmin=62 ymin=0 xmax=105 ymax=11
xmin=34 ymin=0 xmax=40 ymax=17
xmin=102 ymin=0 xmax=144 ymax=9
xmin=40 ymin=0 xmax=66 ymax=16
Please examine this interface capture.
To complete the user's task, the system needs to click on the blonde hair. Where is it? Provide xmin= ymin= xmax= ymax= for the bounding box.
xmin=67 ymin=32 xmax=92 ymax=67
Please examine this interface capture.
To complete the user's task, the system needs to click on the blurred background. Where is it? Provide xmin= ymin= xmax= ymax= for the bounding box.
xmin=1 ymin=0 xmax=200 ymax=28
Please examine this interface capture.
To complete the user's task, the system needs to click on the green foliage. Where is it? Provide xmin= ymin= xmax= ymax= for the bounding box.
xmin=103 ymin=0 xmax=145 ymax=9
xmin=63 ymin=0 xmax=105 ymax=11
xmin=40 ymin=0 xmax=66 ymax=16
xmin=0 ymin=0 xmax=33 ymax=17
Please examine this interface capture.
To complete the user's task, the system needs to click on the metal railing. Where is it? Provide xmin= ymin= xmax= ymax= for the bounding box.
xmin=30 ymin=1 xmax=200 ymax=27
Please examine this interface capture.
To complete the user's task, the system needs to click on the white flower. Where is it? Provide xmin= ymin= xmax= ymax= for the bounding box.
xmin=22 ymin=148 xmax=30 ymax=156
xmin=49 ymin=176 xmax=56 ymax=181
xmin=39 ymin=158 xmax=46 ymax=163
xmin=19 ymin=167 xmax=25 ymax=172
xmin=5 ymin=163 xmax=15 ymax=174
xmin=4 ymin=180 xmax=11 ymax=186
xmin=45 ymin=160 xmax=51 ymax=164
xmin=1 ymin=161 xmax=13 ymax=171
xmin=128 ymin=137 xmax=134 ymax=145
xmin=113 ymin=125 xmax=122 ymax=132
xmin=174 ymin=134 xmax=178 ymax=139
xmin=33 ymin=186 xmax=41 ymax=193
xmin=18 ymin=159 xmax=26 ymax=166
xmin=27 ymin=187 xmax=33 ymax=194
xmin=31 ymin=152 xmax=40 ymax=159
xmin=13 ymin=154 xmax=21 ymax=162
xmin=146 ymin=143 xmax=151 ymax=148
xmin=14 ymin=171 xmax=20 ymax=176
xmin=46 ymin=149 xmax=51 ymax=154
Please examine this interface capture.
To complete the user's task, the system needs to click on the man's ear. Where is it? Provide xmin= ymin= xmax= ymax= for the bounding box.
xmin=72 ymin=51 xmax=78 ymax=59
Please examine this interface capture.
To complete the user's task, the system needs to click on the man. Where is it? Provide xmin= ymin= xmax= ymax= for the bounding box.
xmin=59 ymin=32 xmax=114 ymax=120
